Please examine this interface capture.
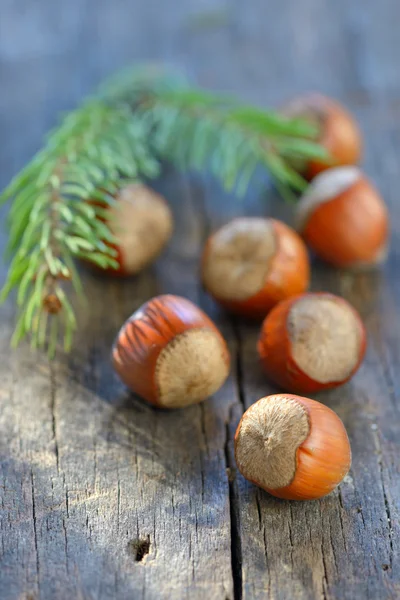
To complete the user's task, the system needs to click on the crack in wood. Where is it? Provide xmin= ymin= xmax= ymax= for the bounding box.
xmin=30 ymin=468 xmax=41 ymax=592
xmin=288 ymin=504 xmax=295 ymax=575
xmin=321 ymin=548 xmax=329 ymax=600
xmin=49 ymin=362 xmax=59 ymax=474
xmin=320 ymin=505 xmax=329 ymax=600
xmin=230 ymin=319 xmax=246 ymax=413
xmin=199 ymin=403 xmax=208 ymax=504
xmin=328 ymin=518 xmax=339 ymax=576
xmin=152 ymin=509 xmax=157 ymax=562
xmin=372 ymin=428 xmax=394 ymax=570
xmin=337 ymin=490 xmax=349 ymax=553
xmin=93 ymin=439 xmax=98 ymax=488
xmin=262 ymin=522 xmax=271 ymax=596
xmin=255 ymin=492 xmax=262 ymax=531
xmin=224 ymin=319 xmax=246 ymax=600
xmin=64 ymin=478 xmax=69 ymax=518
xmin=62 ymin=518 xmax=69 ymax=573
xmin=256 ymin=491 xmax=270 ymax=594
xmin=225 ymin=421 xmax=243 ymax=600
xmin=117 ymin=477 xmax=121 ymax=533
xmin=356 ymin=505 xmax=366 ymax=528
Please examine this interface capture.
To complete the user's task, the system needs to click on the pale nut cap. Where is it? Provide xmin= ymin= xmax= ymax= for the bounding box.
xmin=288 ymin=294 xmax=364 ymax=384
xmin=202 ymin=218 xmax=277 ymax=302
xmin=296 ymin=166 xmax=361 ymax=232
xmin=156 ymin=328 xmax=230 ymax=408
xmin=235 ymin=395 xmax=310 ymax=490
xmin=109 ymin=184 xmax=173 ymax=274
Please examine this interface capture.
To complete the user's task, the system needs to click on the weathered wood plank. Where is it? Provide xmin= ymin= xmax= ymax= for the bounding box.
xmin=200 ymin=100 xmax=400 ymax=598
xmin=1 ymin=0 xmax=400 ymax=598
xmin=212 ymin=4 xmax=399 ymax=598
xmin=0 ymin=2 xmax=238 ymax=597
xmin=0 ymin=170 xmax=238 ymax=599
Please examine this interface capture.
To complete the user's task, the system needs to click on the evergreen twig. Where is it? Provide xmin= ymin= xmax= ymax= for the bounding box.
xmin=0 ymin=64 xmax=328 ymax=355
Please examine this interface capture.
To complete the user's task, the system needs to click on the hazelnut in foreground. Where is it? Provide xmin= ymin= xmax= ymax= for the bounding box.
xmin=296 ymin=167 xmax=389 ymax=269
xmin=282 ymin=93 xmax=362 ymax=178
xmin=112 ymin=294 xmax=230 ymax=408
xmin=201 ymin=217 xmax=310 ymax=319
xmin=103 ymin=183 xmax=173 ymax=276
xmin=258 ymin=292 xmax=366 ymax=394
xmin=234 ymin=394 xmax=351 ymax=500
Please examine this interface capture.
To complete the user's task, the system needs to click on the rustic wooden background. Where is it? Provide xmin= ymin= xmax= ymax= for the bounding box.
xmin=1 ymin=1 xmax=399 ymax=599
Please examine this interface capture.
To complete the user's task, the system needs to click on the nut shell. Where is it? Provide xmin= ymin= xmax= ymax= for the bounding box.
xmin=257 ymin=292 xmax=367 ymax=394
xmin=283 ymin=93 xmax=362 ymax=178
xmin=201 ymin=218 xmax=310 ymax=318
xmin=95 ymin=184 xmax=173 ymax=276
xmin=234 ymin=394 xmax=352 ymax=500
xmin=296 ymin=167 xmax=389 ymax=269
xmin=112 ymin=295 xmax=230 ymax=408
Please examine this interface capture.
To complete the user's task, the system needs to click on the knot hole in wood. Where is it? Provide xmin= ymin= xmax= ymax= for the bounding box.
xmin=128 ymin=535 xmax=151 ymax=562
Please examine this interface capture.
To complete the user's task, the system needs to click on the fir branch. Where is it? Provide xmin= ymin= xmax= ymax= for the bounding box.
xmin=1 ymin=64 xmax=327 ymax=355
xmin=101 ymin=66 xmax=327 ymax=196
xmin=1 ymin=99 xmax=159 ymax=355
xmin=137 ymin=87 xmax=327 ymax=198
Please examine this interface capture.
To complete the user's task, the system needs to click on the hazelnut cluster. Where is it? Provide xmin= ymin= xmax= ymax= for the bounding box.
xmin=108 ymin=95 xmax=384 ymax=501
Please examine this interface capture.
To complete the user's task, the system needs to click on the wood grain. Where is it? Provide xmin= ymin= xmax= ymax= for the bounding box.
xmin=1 ymin=1 xmax=400 ymax=599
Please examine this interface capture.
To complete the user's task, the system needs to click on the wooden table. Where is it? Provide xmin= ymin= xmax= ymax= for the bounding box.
xmin=0 ymin=1 xmax=399 ymax=598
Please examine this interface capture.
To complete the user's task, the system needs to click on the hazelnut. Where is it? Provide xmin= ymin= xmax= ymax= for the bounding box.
xmin=296 ymin=166 xmax=389 ymax=269
xmin=201 ymin=217 xmax=310 ymax=318
xmin=258 ymin=292 xmax=367 ymax=394
xmin=104 ymin=183 xmax=173 ymax=276
xmin=112 ymin=294 xmax=230 ymax=408
xmin=283 ymin=93 xmax=362 ymax=178
xmin=234 ymin=394 xmax=351 ymax=500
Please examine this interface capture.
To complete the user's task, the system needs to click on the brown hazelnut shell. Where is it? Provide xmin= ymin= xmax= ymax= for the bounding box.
xmin=257 ymin=292 xmax=367 ymax=394
xmin=201 ymin=219 xmax=310 ymax=319
xmin=112 ymin=294 xmax=230 ymax=408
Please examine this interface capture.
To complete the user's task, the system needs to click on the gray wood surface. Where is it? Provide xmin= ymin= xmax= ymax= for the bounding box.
xmin=1 ymin=1 xmax=399 ymax=599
